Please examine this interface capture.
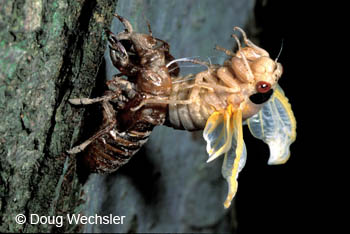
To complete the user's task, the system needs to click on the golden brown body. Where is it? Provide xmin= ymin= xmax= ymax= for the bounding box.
xmin=163 ymin=27 xmax=282 ymax=131
xmin=167 ymin=67 xmax=262 ymax=131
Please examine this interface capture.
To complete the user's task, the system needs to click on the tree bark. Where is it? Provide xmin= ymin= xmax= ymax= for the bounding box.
xmin=0 ymin=0 xmax=117 ymax=232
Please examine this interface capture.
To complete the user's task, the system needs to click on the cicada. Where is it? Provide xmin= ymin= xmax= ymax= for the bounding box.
xmin=68 ymin=14 xmax=179 ymax=173
xmin=136 ymin=27 xmax=297 ymax=208
xmin=69 ymin=13 xmax=296 ymax=209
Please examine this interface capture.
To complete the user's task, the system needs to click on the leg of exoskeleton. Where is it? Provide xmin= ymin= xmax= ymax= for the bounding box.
xmin=67 ymin=102 xmax=116 ymax=154
xmin=107 ymin=31 xmax=133 ymax=73
xmin=69 ymin=76 xmax=135 ymax=106
xmin=107 ymin=31 xmax=128 ymax=55
xmin=171 ymin=74 xmax=195 ymax=84
xmin=69 ymin=94 xmax=116 ymax=105
xmin=130 ymin=73 xmax=217 ymax=112
xmin=114 ymin=13 xmax=133 ymax=33
xmin=146 ymin=20 xmax=153 ymax=36
xmin=131 ymin=57 xmax=236 ymax=112
xmin=68 ymin=78 xmax=136 ymax=154
xmin=69 ymin=82 xmax=122 ymax=106
xmin=112 ymin=14 xmax=137 ymax=41
xmin=106 ymin=76 xmax=136 ymax=99
xmin=130 ymin=98 xmax=194 ymax=111
xmin=132 ymin=67 xmax=243 ymax=112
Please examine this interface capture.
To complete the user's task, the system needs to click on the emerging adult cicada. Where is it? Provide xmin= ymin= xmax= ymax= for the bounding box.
xmin=185 ymin=29 xmax=296 ymax=208
xmin=137 ymin=27 xmax=297 ymax=208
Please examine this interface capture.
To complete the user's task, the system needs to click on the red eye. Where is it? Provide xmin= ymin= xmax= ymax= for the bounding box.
xmin=256 ymin=81 xmax=271 ymax=93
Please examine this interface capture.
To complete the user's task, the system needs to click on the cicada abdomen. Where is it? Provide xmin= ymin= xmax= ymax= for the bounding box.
xmin=79 ymin=90 xmax=161 ymax=173
xmin=68 ymin=14 xmax=179 ymax=173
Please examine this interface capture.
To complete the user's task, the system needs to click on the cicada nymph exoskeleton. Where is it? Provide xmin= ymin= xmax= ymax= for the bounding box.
xmin=68 ymin=14 xmax=179 ymax=173
xmin=137 ymin=27 xmax=296 ymax=208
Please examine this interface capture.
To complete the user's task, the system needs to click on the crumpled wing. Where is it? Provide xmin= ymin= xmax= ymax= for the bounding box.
xmin=203 ymin=107 xmax=247 ymax=208
xmin=221 ymin=109 xmax=246 ymax=208
xmin=247 ymin=85 xmax=296 ymax=165
xmin=203 ymin=107 xmax=233 ymax=163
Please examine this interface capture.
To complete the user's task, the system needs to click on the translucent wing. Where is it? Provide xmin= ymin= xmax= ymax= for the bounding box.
xmin=221 ymin=110 xmax=246 ymax=208
xmin=247 ymin=85 xmax=296 ymax=165
xmin=203 ymin=107 xmax=246 ymax=208
xmin=203 ymin=108 xmax=233 ymax=162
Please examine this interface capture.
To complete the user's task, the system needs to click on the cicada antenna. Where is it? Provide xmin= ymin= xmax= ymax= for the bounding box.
xmin=275 ymin=38 xmax=284 ymax=62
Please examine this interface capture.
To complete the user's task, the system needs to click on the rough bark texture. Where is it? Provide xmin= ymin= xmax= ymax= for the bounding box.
xmin=0 ymin=0 xmax=117 ymax=232
xmin=83 ymin=0 xmax=255 ymax=233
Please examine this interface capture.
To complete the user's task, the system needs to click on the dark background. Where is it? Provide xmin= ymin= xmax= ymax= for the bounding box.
xmin=236 ymin=1 xmax=330 ymax=233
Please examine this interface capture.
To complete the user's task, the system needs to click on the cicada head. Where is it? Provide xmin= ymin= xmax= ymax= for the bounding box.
xmin=251 ymin=57 xmax=283 ymax=90
xmin=246 ymin=57 xmax=283 ymax=106
xmin=230 ymin=27 xmax=283 ymax=92
xmin=228 ymin=27 xmax=284 ymax=119
xmin=237 ymin=56 xmax=283 ymax=120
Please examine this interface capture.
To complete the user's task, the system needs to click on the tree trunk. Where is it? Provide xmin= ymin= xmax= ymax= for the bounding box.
xmin=0 ymin=0 xmax=117 ymax=232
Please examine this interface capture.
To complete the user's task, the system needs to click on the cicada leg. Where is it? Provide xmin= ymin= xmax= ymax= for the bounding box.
xmin=131 ymin=67 xmax=243 ymax=112
xmin=114 ymin=13 xmax=134 ymax=33
xmin=130 ymin=96 xmax=194 ymax=112
xmin=69 ymin=76 xmax=136 ymax=107
xmin=67 ymin=102 xmax=116 ymax=154
xmin=68 ymin=95 xmax=116 ymax=105
xmin=215 ymin=45 xmax=235 ymax=57
xmin=233 ymin=26 xmax=269 ymax=57
xmin=196 ymin=69 xmax=241 ymax=94
xmin=131 ymin=72 xmax=218 ymax=112
xmin=68 ymin=77 xmax=137 ymax=154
